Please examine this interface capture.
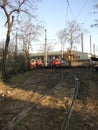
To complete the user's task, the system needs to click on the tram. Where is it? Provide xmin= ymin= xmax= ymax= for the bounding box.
xmin=91 ymin=57 xmax=98 ymax=71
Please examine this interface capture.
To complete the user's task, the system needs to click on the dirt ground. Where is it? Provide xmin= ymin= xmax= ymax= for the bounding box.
xmin=0 ymin=68 xmax=98 ymax=130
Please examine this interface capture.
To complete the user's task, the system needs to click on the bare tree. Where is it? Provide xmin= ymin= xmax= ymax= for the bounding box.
xmin=0 ymin=39 xmax=5 ymax=49
xmin=16 ymin=18 xmax=43 ymax=69
xmin=91 ymin=3 xmax=98 ymax=27
xmin=0 ymin=39 xmax=5 ymax=59
xmin=57 ymin=29 xmax=67 ymax=59
xmin=38 ymin=40 xmax=54 ymax=53
xmin=57 ymin=20 xmax=81 ymax=66
xmin=0 ymin=0 xmax=40 ymax=78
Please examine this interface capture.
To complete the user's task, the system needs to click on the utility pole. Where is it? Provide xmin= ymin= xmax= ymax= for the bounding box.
xmin=14 ymin=32 xmax=18 ymax=73
xmin=90 ymin=35 xmax=92 ymax=55
xmin=81 ymin=33 xmax=84 ymax=59
xmin=15 ymin=32 xmax=18 ymax=54
xmin=61 ymin=41 xmax=64 ymax=59
xmin=44 ymin=29 xmax=48 ymax=66
xmin=93 ymin=43 xmax=95 ymax=55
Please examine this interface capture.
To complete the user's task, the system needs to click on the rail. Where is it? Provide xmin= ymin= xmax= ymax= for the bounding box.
xmin=2 ymin=73 xmax=66 ymax=130
xmin=61 ymin=71 xmax=80 ymax=130
xmin=2 ymin=70 xmax=80 ymax=130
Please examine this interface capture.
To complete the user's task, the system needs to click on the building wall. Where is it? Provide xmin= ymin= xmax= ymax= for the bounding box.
xmin=30 ymin=51 xmax=90 ymax=61
xmin=72 ymin=51 xmax=89 ymax=60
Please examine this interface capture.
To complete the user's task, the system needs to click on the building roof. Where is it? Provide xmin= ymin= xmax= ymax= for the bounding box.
xmin=30 ymin=51 xmax=67 ymax=57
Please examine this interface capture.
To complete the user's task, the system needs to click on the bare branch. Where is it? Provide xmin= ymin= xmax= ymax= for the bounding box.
xmin=1 ymin=2 xmax=8 ymax=17
xmin=9 ymin=9 xmax=20 ymax=15
xmin=18 ymin=0 xmax=27 ymax=7
xmin=95 ymin=4 xmax=98 ymax=8
xmin=9 ymin=0 xmax=27 ymax=15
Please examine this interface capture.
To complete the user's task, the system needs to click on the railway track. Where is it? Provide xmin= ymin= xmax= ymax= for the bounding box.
xmin=61 ymin=71 xmax=80 ymax=130
xmin=2 ymin=69 xmax=80 ymax=130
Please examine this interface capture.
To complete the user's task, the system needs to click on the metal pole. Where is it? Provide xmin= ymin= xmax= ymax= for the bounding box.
xmin=90 ymin=35 xmax=92 ymax=54
xmin=15 ymin=32 xmax=17 ymax=54
xmin=45 ymin=29 xmax=47 ymax=66
xmin=81 ymin=33 xmax=84 ymax=59
xmin=61 ymin=41 xmax=64 ymax=59
xmin=93 ymin=43 xmax=95 ymax=55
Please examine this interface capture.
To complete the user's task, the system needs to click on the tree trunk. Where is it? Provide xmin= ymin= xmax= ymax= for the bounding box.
xmin=25 ymin=51 xmax=30 ymax=70
xmin=2 ymin=15 xmax=14 ymax=79
xmin=68 ymin=49 xmax=72 ymax=67
xmin=2 ymin=34 xmax=10 ymax=79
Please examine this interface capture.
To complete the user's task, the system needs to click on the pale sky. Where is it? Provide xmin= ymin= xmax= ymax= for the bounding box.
xmin=0 ymin=0 xmax=98 ymax=55
xmin=36 ymin=0 xmax=98 ymax=55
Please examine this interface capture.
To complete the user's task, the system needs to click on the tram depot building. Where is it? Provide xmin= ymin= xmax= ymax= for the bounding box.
xmin=30 ymin=51 xmax=93 ymax=67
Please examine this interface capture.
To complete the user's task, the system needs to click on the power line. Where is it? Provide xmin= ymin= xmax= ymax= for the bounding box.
xmin=66 ymin=0 xmax=75 ymax=20
xmin=64 ymin=1 xmax=69 ymax=28
xmin=66 ymin=0 xmax=90 ymax=23
xmin=76 ymin=0 xmax=89 ymax=20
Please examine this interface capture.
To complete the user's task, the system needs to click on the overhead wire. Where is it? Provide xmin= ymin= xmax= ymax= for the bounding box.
xmin=66 ymin=0 xmax=76 ymax=20
xmin=76 ymin=0 xmax=89 ymax=21
xmin=64 ymin=0 xmax=91 ymax=50
xmin=64 ymin=1 xmax=69 ymax=28
xmin=65 ymin=0 xmax=90 ymax=23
